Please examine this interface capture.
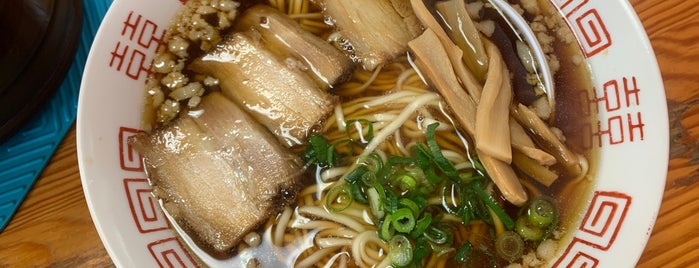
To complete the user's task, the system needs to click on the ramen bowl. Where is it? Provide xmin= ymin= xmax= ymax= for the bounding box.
xmin=77 ymin=0 xmax=668 ymax=266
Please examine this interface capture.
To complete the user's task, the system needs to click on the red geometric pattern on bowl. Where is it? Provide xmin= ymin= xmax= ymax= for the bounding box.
xmin=553 ymin=191 xmax=632 ymax=267
xmin=592 ymin=76 xmax=646 ymax=147
xmin=123 ymin=178 xmax=170 ymax=233
xmin=147 ymin=237 xmax=199 ymax=268
xmin=120 ymin=126 xmax=198 ymax=266
xmin=553 ymin=0 xmax=612 ymax=58
xmin=104 ymin=1 xmax=648 ymax=266
xmin=110 ymin=11 xmax=164 ymax=81
xmin=119 ymin=126 xmax=144 ymax=172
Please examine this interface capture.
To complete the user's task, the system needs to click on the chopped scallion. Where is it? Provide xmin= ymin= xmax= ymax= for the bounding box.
xmin=425 ymin=123 xmax=459 ymax=180
xmin=318 ymin=135 xmax=334 ymax=166
xmin=423 ymin=224 xmax=452 ymax=245
xmin=325 ymin=185 xmax=353 ymax=212
xmin=345 ymin=165 xmax=368 ymax=184
xmin=345 ymin=119 xmax=374 ymax=143
xmin=304 ymin=134 xmax=335 ymax=166
xmin=469 ymin=181 xmax=515 ymax=230
xmin=391 ymin=208 xmax=416 ymax=233
xmin=454 ymin=241 xmax=474 ymax=264
xmin=384 ymin=191 xmax=399 ymax=214
xmin=350 ymin=183 xmax=368 ymax=204
xmin=459 ymin=206 xmax=472 ymax=224
xmin=379 ymin=214 xmax=396 ymax=240
xmin=398 ymin=198 xmax=421 ymax=217
xmin=388 ymin=235 xmax=413 ymax=267
xmin=396 ymin=174 xmax=417 ymax=193
xmin=495 ymin=231 xmax=524 ymax=262
xmin=367 ymin=187 xmax=385 ymax=219
xmin=410 ymin=213 xmax=433 ymax=239
xmin=364 ymin=152 xmax=384 ymax=173
xmin=526 ymin=196 xmax=558 ymax=228
xmin=412 ymin=237 xmax=430 ymax=264
xmin=423 ymin=166 xmax=443 ymax=185
xmin=515 ymin=217 xmax=544 ymax=241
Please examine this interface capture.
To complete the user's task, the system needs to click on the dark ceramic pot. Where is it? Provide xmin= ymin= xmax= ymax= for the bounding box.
xmin=0 ymin=0 xmax=82 ymax=142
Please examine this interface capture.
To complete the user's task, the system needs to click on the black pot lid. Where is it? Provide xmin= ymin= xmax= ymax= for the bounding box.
xmin=0 ymin=0 xmax=82 ymax=142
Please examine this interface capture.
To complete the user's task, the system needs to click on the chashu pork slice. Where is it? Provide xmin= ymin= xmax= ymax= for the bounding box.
xmin=312 ymin=0 xmax=422 ymax=70
xmin=189 ymin=32 xmax=338 ymax=148
xmin=235 ymin=4 xmax=355 ymax=87
xmin=129 ymin=92 xmax=304 ymax=258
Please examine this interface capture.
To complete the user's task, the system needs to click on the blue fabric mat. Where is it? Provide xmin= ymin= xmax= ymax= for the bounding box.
xmin=0 ymin=0 xmax=113 ymax=231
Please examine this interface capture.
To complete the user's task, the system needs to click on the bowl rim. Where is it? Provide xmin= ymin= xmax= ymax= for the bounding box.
xmin=76 ymin=0 xmax=669 ymax=266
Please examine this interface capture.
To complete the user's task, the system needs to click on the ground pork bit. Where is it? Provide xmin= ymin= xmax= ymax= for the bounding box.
xmin=546 ymin=53 xmax=561 ymax=73
xmin=555 ymin=24 xmax=576 ymax=44
xmin=536 ymin=31 xmax=555 ymax=54
xmin=145 ymin=0 xmax=241 ymax=127
xmin=519 ymin=0 xmax=540 ymax=14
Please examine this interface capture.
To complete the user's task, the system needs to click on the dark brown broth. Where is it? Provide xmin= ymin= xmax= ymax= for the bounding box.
xmin=148 ymin=0 xmax=598 ymax=265
xmin=491 ymin=0 xmax=598 ymax=229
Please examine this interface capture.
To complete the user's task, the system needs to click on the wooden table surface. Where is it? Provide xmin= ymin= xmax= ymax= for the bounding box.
xmin=0 ymin=0 xmax=697 ymax=266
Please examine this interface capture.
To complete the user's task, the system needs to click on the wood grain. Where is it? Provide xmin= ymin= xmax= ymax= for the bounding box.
xmin=630 ymin=0 xmax=699 ymax=265
xmin=0 ymin=128 xmax=113 ymax=268
xmin=0 ymin=0 xmax=697 ymax=266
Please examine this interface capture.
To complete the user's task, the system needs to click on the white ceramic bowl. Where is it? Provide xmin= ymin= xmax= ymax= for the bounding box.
xmin=77 ymin=0 xmax=669 ymax=267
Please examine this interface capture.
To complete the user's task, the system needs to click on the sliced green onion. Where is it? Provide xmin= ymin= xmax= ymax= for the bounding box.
xmin=495 ymin=231 xmax=524 ymax=262
xmin=425 ymin=123 xmax=459 ymax=180
xmin=515 ymin=217 xmax=544 ymax=241
xmin=458 ymin=171 xmax=484 ymax=184
xmin=454 ymin=241 xmax=474 ymax=264
xmin=423 ymin=166 xmax=443 ymax=185
xmin=412 ymin=237 xmax=431 ymax=264
xmin=429 ymin=242 xmax=454 ymax=257
xmin=325 ymin=185 xmax=353 ymax=212
xmin=373 ymin=182 xmax=387 ymax=199
xmin=384 ymin=191 xmax=399 ymax=214
xmin=345 ymin=119 xmax=374 ymax=143
xmin=379 ymin=215 xmax=396 ymax=240
xmin=388 ymin=156 xmax=416 ymax=165
xmin=469 ymin=181 xmax=515 ymax=230
xmin=410 ymin=213 xmax=433 ymax=239
xmin=367 ymin=187 xmax=385 ymax=219
xmin=306 ymin=134 xmax=335 ymax=166
xmin=415 ymin=143 xmax=433 ymax=161
xmin=398 ymin=198 xmax=421 ymax=217
xmin=413 ymin=196 xmax=428 ymax=211
xmin=388 ymin=235 xmax=413 ymax=267
xmin=527 ymin=196 xmax=558 ymax=228
xmin=403 ymin=165 xmax=427 ymax=181
xmin=463 ymin=191 xmax=490 ymax=221
xmin=345 ymin=165 xmax=368 ymax=184
xmin=423 ymin=224 xmax=452 ymax=245
xmin=459 ymin=206 xmax=472 ymax=224
xmin=349 ymin=183 xmax=367 ymax=204
xmin=396 ymin=174 xmax=418 ymax=193
xmin=455 ymin=185 xmax=475 ymax=223
xmin=361 ymin=170 xmax=380 ymax=186
xmin=357 ymin=153 xmax=387 ymax=185
xmin=413 ymin=144 xmax=432 ymax=167
xmin=414 ymin=144 xmax=444 ymax=185
xmin=391 ymin=208 xmax=416 ymax=233
xmin=364 ymin=152 xmax=384 ymax=173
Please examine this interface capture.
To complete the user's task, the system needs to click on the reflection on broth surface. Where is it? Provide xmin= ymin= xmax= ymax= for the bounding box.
xmin=131 ymin=0 xmax=598 ymax=266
